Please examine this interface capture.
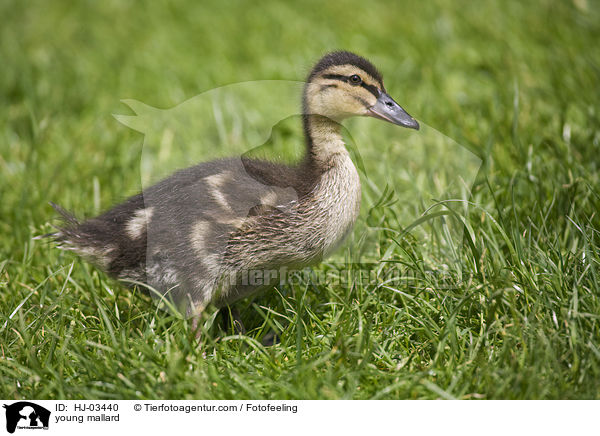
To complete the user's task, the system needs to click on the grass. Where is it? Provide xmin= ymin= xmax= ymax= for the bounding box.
xmin=1 ymin=0 xmax=599 ymax=399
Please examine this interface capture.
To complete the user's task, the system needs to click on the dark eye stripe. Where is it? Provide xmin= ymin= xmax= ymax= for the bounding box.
xmin=360 ymin=82 xmax=380 ymax=98
xmin=322 ymin=74 xmax=348 ymax=82
xmin=321 ymin=74 xmax=380 ymax=97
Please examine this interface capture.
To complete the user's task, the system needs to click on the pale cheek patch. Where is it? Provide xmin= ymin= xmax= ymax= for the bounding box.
xmin=331 ymin=93 xmax=372 ymax=117
xmin=308 ymin=79 xmax=377 ymax=119
xmin=126 ymin=207 xmax=154 ymax=239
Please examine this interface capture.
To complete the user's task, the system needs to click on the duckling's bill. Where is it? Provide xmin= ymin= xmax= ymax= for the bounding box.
xmin=367 ymin=91 xmax=419 ymax=130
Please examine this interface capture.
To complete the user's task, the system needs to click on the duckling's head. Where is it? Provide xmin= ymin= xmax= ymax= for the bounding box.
xmin=304 ymin=51 xmax=419 ymax=130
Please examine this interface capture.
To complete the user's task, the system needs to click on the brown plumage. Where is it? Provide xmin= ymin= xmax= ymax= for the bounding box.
xmin=49 ymin=51 xmax=419 ymax=318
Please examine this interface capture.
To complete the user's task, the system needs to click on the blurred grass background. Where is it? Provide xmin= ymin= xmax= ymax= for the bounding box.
xmin=1 ymin=0 xmax=599 ymax=399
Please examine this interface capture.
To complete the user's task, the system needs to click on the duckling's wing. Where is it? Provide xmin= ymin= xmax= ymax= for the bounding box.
xmin=139 ymin=158 xmax=301 ymax=302
xmin=51 ymin=157 xmax=303 ymax=310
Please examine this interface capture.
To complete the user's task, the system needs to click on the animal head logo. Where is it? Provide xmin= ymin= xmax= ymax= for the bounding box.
xmin=2 ymin=402 xmax=51 ymax=434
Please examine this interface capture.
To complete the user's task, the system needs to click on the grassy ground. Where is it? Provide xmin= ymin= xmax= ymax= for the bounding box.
xmin=1 ymin=0 xmax=599 ymax=399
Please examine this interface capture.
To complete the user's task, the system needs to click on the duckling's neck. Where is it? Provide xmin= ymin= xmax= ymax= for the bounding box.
xmin=303 ymin=114 xmax=347 ymax=169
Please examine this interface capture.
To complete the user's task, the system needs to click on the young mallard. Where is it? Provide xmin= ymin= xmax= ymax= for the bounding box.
xmin=51 ymin=51 xmax=419 ymax=320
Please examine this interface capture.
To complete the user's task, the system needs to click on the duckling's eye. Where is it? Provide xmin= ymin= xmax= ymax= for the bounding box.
xmin=349 ymin=74 xmax=362 ymax=85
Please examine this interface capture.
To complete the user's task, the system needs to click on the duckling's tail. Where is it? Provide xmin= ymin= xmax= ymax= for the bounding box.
xmin=43 ymin=201 xmax=81 ymax=244
xmin=48 ymin=201 xmax=80 ymax=228
xmin=33 ymin=202 xmax=77 ymax=243
xmin=44 ymin=202 xmax=127 ymax=275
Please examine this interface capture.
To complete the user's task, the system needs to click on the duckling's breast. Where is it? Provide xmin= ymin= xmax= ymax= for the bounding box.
xmin=225 ymin=152 xmax=361 ymax=269
xmin=309 ymin=152 xmax=361 ymax=257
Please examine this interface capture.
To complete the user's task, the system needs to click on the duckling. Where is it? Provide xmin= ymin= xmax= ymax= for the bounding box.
xmin=50 ymin=51 xmax=419 ymax=321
